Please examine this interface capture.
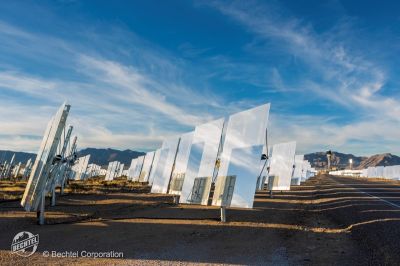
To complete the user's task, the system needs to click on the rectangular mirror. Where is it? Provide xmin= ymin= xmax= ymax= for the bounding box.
xmin=212 ymin=103 xmax=270 ymax=209
xmin=139 ymin=152 xmax=155 ymax=182
xmin=268 ymin=141 xmax=297 ymax=191
xmin=180 ymin=118 xmax=224 ymax=205
xmin=148 ymin=149 xmax=161 ymax=185
xmin=132 ymin=156 xmax=145 ymax=181
xmin=105 ymin=161 xmax=120 ymax=181
xmin=151 ymin=136 xmax=180 ymax=193
xmin=127 ymin=158 xmax=138 ymax=181
xmin=169 ymin=132 xmax=194 ymax=195
xmin=291 ymin=154 xmax=304 ymax=186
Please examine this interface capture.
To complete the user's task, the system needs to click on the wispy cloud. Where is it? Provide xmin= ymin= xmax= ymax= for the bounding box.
xmin=0 ymin=19 xmax=225 ymax=152
xmin=206 ymin=0 xmax=390 ymax=110
xmin=204 ymin=0 xmax=400 ymax=154
xmin=77 ymin=55 xmax=213 ymax=127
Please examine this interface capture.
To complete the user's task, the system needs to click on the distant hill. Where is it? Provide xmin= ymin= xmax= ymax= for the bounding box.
xmin=304 ymin=151 xmax=366 ymax=169
xmin=357 ymin=153 xmax=400 ymax=169
xmin=78 ymin=148 xmax=145 ymax=167
xmin=0 ymin=150 xmax=36 ymax=165
xmin=304 ymin=151 xmax=400 ymax=170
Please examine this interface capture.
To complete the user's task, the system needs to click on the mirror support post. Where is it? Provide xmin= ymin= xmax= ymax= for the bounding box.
xmin=220 ymin=206 xmax=226 ymax=223
xmin=51 ymin=186 xmax=56 ymax=206
xmin=38 ymin=192 xmax=45 ymax=225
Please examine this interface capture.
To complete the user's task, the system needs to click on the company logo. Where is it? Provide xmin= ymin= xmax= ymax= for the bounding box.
xmin=11 ymin=231 xmax=39 ymax=257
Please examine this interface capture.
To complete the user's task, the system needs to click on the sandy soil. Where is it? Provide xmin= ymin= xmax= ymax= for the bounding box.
xmin=0 ymin=175 xmax=398 ymax=265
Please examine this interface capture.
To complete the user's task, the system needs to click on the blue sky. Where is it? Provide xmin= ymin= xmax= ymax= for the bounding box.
xmin=0 ymin=0 xmax=399 ymax=156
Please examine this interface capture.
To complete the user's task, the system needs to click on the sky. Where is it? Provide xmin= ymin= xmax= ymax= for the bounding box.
xmin=0 ymin=0 xmax=399 ymax=156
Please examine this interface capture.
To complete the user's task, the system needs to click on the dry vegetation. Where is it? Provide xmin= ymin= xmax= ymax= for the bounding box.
xmin=0 ymin=181 xmax=27 ymax=201
xmin=0 ymin=176 xmax=151 ymax=201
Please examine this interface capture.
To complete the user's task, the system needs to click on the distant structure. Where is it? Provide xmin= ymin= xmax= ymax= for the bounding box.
xmin=326 ymin=150 xmax=332 ymax=171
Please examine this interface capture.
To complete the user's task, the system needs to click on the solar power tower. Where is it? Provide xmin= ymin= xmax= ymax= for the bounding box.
xmin=21 ymin=103 xmax=71 ymax=225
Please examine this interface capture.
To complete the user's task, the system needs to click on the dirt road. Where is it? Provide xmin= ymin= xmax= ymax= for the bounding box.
xmin=0 ymin=175 xmax=399 ymax=265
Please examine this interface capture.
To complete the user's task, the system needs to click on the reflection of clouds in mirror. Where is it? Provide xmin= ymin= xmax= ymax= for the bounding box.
xmin=269 ymin=141 xmax=297 ymax=190
xmin=127 ymin=158 xmax=138 ymax=180
xmin=169 ymin=132 xmax=194 ymax=194
xmin=213 ymin=104 xmax=270 ymax=209
xmin=180 ymin=142 xmax=205 ymax=203
xmin=229 ymin=145 xmax=264 ymax=208
xmin=150 ymin=148 xmax=169 ymax=193
xmin=194 ymin=119 xmax=224 ymax=177
xmin=148 ymin=149 xmax=161 ymax=184
xmin=220 ymin=145 xmax=260 ymax=173
xmin=151 ymin=136 xmax=179 ymax=193
xmin=180 ymin=118 xmax=224 ymax=205
xmin=172 ymin=132 xmax=194 ymax=177
xmin=133 ymin=156 xmax=145 ymax=181
xmin=140 ymin=152 xmax=155 ymax=182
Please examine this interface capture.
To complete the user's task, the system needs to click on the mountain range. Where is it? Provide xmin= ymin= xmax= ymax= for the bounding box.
xmin=1 ymin=149 xmax=399 ymax=170
xmin=304 ymin=151 xmax=400 ymax=170
xmin=0 ymin=150 xmax=36 ymax=165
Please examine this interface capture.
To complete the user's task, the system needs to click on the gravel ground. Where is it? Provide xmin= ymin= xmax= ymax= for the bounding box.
xmin=0 ymin=175 xmax=398 ymax=265
xmin=312 ymin=175 xmax=400 ymax=265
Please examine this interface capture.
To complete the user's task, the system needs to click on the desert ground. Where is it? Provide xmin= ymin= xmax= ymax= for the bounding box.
xmin=0 ymin=174 xmax=399 ymax=265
